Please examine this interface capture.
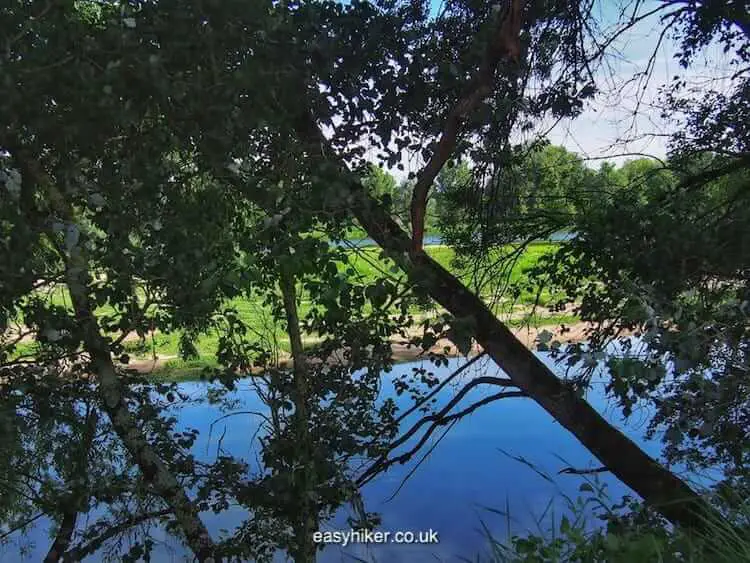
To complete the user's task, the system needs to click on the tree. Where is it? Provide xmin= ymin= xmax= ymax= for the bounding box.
xmin=511 ymin=0 xmax=750 ymax=511
xmin=1 ymin=5 xmax=417 ymax=561
xmin=437 ymin=144 xmax=593 ymax=251
xmin=434 ymin=159 xmax=472 ymax=234
xmin=0 ymin=2 xmax=379 ymax=559
xmin=527 ymin=153 xmax=750 ymax=506
xmin=266 ymin=0 xmax=725 ymax=533
xmin=2 ymin=0 xmax=746 ymax=560
xmin=362 ymin=165 xmax=397 ymax=201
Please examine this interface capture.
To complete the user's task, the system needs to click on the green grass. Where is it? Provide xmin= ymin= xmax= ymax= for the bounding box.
xmin=481 ymin=495 xmax=750 ymax=563
xmin=473 ymin=457 xmax=750 ymax=563
xmin=343 ymin=242 xmax=555 ymax=299
xmin=506 ymin=313 xmax=579 ymax=329
xmin=145 ymin=358 xmax=221 ymax=382
xmin=12 ymin=242 xmax=572 ymax=379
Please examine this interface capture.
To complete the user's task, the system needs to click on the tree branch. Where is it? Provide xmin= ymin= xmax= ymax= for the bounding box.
xmin=558 ymin=466 xmax=609 ymax=476
xmin=44 ymin=407 xmax=98 ymax=563
xmin=409 ymin=0 xmax=526 ymax=251
xmin=358 ymin=375 xmax=524 ymax=485
xmin=61 ymin=509 xmax=172 ymax=563
xmin=360 ymin=389 xmax=526 ymax=486
xmin=44 ymin=512 xmax=78 ymax=563
xmin=395 ymin=352 xmax=488 ymax=425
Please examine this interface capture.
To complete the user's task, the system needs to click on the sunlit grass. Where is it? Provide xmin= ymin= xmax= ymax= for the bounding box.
xmin=12 ymin=242 xmax=570 ymax=376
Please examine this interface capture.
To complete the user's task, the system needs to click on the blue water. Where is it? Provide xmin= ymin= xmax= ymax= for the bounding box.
xmin=3 ymin=352 xmax=672 ymax=562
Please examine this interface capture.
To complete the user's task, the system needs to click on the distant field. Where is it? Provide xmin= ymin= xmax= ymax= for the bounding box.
xmin=343 ymin=241 xmax=554 ymax=292
xmin=13 ymin=242 xmax=569 ymax=376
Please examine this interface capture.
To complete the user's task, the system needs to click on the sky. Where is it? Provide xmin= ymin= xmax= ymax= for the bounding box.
xmin=542 ymin=1 xmax=734 ymax=167
xmin=375 ymin=0 xmax=738 ymax=180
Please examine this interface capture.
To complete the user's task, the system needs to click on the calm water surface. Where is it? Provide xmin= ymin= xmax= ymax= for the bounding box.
xmin=6 ymin=352 xmax=667 ymax=562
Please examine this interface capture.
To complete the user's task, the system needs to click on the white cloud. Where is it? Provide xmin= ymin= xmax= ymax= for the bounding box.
xmin=328 ymin=2 xmax=740 ymax=179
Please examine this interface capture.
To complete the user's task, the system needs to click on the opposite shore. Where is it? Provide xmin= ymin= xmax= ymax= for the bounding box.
xmin=128 ymin=320 xmax=595 ymax=379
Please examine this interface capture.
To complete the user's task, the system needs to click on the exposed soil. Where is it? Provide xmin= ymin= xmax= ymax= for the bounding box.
xmin=126 ymin=321 xmax=597 ymax=375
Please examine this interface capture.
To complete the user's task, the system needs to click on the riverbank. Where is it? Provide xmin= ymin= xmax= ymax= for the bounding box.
xmin=8 ymin=241 xmax=568 ymax=381
xmin=128 ymin=319 xmax=593 ymax=380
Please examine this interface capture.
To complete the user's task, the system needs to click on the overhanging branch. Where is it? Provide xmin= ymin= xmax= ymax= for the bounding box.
xmin=358 ymin=376 xmax=525 ymax=485
xmin=61 ymin=509 xmax=172 ymax=563
xmin=409 ymin=0 xmax=526 ymax=251
xmin=395 ymin=351 xmax=488 ymax=425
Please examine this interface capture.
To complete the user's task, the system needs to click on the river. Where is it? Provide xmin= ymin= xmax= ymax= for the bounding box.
xmin=4 ymin=351 xmax=669 ymax=562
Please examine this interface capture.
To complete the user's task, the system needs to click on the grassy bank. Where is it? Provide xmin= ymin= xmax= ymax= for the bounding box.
xmin=17 ymin=242 xmax=572 ymax=380
xmin=140 ymin=311 xmax=581 ymax=383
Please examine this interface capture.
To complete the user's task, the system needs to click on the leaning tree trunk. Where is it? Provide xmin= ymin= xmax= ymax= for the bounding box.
xmin=8 ymin=143 xmax=218 ymax=563
xmin=220 ymin=109 xmax=722 ymax=531
xmin=346 ymin=178 xmax=721 ymax=532
xmin=286 ymin=110 xmax=721 ymax=529
xmin=63 ymin=252 xmax=218 ymax=562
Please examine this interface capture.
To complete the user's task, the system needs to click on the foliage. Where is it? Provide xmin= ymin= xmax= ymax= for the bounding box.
xmin=1 ymin=0 xmax=748 ymax=560
xmin=487 ymin=491 xmax=750 ymax=563
xmin=475 ymin=458 xmax=750 ymax=563
xmin=525 ymin=154 xmax=750 ymax=496
xmin=438 ymin=144 xmax=591 ymax=253
xmin=507 ymin=0 xmax=750 ymax=513
xmin=0 ymin=0 xmax=417 ymax=558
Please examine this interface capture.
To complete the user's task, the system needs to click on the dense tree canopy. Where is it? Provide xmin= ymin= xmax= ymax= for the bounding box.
xmin=1 ymin=0 xmax=749 ymax=561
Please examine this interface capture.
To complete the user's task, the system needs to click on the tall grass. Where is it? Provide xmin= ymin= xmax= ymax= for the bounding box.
xmin=469 ymin=459 xmax=750 ymax=563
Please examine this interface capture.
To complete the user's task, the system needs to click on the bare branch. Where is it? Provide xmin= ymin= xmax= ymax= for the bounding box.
xmin=558 ymin=466 xmax=609 ymax=475
xmin=360 ymin=389 xmax=526 ymax=486
xmin=358 ymin=375 xmax=524 ymax=485
xmin=395 ymin=352 xmax=488 ymax=425
xmin=61 ymin=509 xmax=172 ymax=563
xmin=0 ymin=512 xmax=46 ymax=541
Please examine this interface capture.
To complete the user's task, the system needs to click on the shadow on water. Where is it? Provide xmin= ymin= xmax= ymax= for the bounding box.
xmin=3 ymin=350 xmax=684 ymax=562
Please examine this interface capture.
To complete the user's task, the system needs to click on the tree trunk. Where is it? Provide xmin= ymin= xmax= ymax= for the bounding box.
xmin=7 ymin=142 xmax=218 ymax=562
xmin=44 ymin=511 xmax=78 ymax=563
xmin=347 ymin=181 xmax=721 ymax=531
xmin=279 ymin=269 xmax=319 ymax=563
xmin=63 ymin=258 xmax=218 ymax=562
xmin=45 ymin=408 xmax=98 ymax=563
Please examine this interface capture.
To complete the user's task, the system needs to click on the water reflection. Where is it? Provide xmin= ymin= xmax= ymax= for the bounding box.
xmin=2 ymin=352 xmax=663 ymax=562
